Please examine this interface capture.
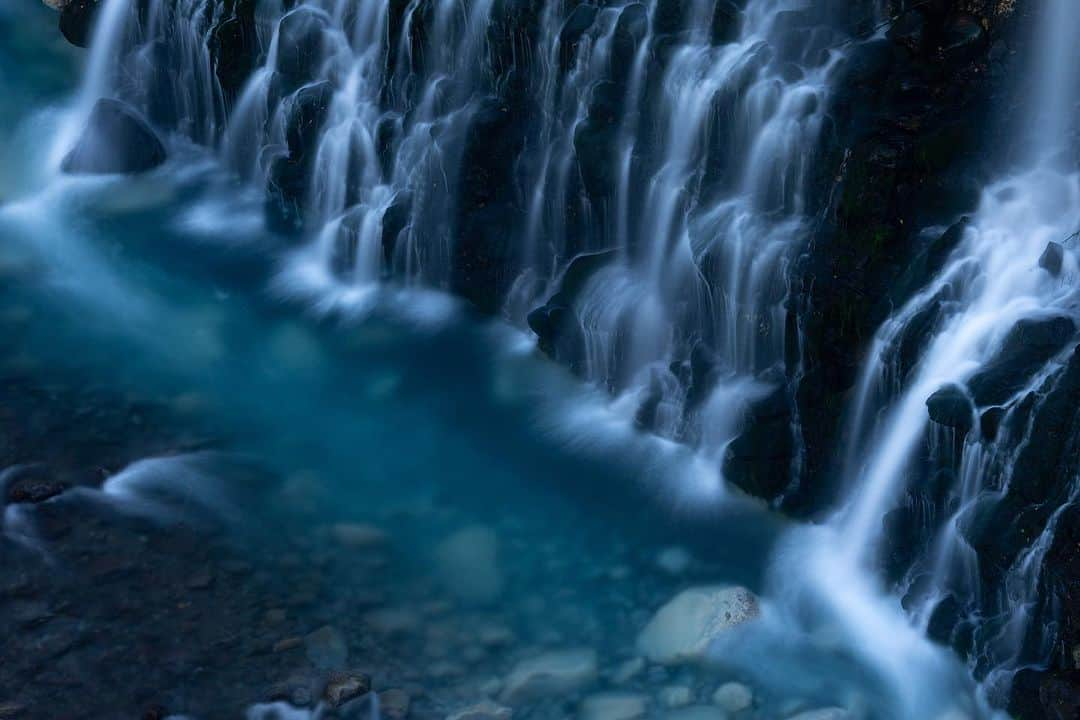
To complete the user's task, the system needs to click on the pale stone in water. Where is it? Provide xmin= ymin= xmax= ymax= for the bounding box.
xmin=664 ymin=705 xmax=729 ymax=720
xmin=611 ymin=657 xmax=646 ymax=685
xmin=380 ymin=688 xmax=411 ymax=720
xmin=659 ymin=686 xmax=694 ymax=709
xmin=636 ymin=586 xmax=760 ymax=664
xmin=446 ymin=700 xmax=513 ymax=720
xmin=500 ymin=648 xmax=598 ymax=704
xmin=331 ymin=522 xmax=388 ymax=548
xmin=578 ymin=693 xmax=648 ymax=720
xmin=656 ymin=547 xmax=693 ymax=575
xmin=435 ymin=525 xmax=504 ymax=604
xmin=785 ymin=709 xmax=852 ymax=720
xmin=305 ymin=625 xmax=347 ymax=669
xmin=712 ymin=683 xmax=752 ymax=713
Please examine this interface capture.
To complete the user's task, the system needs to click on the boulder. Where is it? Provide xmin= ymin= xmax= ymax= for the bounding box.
xmin=62 ymin=99 xmax=167 ymax=175
xmin=501 ymin=649 xmax=598 ymax=704
xmin=925 ymin=383 xmax=974 ymax=431
xmin=968 ymin=316 xmax=1077 ymax=406
xmin=58 ymin=0 xmax=101 ymax=47
xmin=435 ymin=525 xmax=503 ymax=605
xmin=1039 ymin=241 xmax=1065 ymax=276
xmin=275 ymin=7 xmax=328 ymax=92
xmin=636 ymin=586 xmax=760 ymax=665
xmin=579 ymin=693 xmax=648 ymax=720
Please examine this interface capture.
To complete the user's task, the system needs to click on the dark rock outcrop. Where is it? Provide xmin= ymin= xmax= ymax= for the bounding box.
xmin=58 ymin=0 xmax=101 ymax=48
xmin=62 ymin=98 xmax=167 ymax=175
xmin=926 ymin=383 xmax=974 ymax=431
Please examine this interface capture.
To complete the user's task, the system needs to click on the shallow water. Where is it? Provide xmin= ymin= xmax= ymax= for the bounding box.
xmin=0 ymin=3 xmax=1005 ymax=719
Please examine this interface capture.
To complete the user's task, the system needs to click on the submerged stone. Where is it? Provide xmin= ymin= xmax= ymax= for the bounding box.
xmin=579 ymin=693 xmax=648 ymax=720
xmin=636 ymin=586 xmax=760 ymax=665
xmin=435 ymin=525 xmax=503 ymax=605
xmin=501 ymin=649 xmax=598 ymax=704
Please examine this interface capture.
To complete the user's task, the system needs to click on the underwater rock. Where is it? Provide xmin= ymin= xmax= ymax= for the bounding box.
xmin=662 ymin=706 xmax=727 ymax=720
xmin=785 ymin=709 xmax=851 ymax=720
xmin=446 ymin=700 xmax=513 ymax=720
xmin=331 ymin=522 xmax=388 ymax=549
xmin=658 ymin=686 xmax=693 ymax=709
xmin=579 ymin=693 xmax=648 ymax=720
xmin=379 ymin=688 xmax=411 ymax=720
xmin=611 ymin=657 xmax=646 ymax=685
xmin=3 ymin=465 xmax=67 ymax=504
xmin=323 ymin=670 xmax=371 ymax=709
xmin=926 ymin=383 xmax=974 ymax=431
xmin=435 ymin=525 xmax=503 ymax=605
xmin=62 ymin=99 xmax=167 ymax=175
xmin=712 ymin=682 xmax=752 ymax=713
xmin=305 ymin=625 xmax=348 ymax=669
xmin=501 ymin=648 xmax=598 ymax=704
xmin=636 ymin=586 xmax=760 ymax=665
xmin=656 ymin=546 xmax=693 ymax=575
xmin=274 ymin=7 xmax=328 ymax=92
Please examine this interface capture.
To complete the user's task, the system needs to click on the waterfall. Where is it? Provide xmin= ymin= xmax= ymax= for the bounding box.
xmin=822 ymin=0 xmax=1080 ymax=705
xmin=61 ymin=0 xmax=861 ymax=483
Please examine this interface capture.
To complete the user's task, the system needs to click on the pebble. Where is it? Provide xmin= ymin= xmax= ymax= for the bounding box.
xmin=324 ymin=671 xmax=371 ymax=708
xmin=331 ymin=522 xmax=389 ymax=549
xmin=712 ymin=683 xmax=752 ymax=713
xmin=272 ymin=636 xmax=302 ymax=653
xmin=656 ymin=547 xmax=693 ymax=575
xmin=659 ymin=686 xmax=694 ymax=709
xmin=380 ymin=688 xmax=411 ymax=720
xmin=435 ymin=525 xmax=504 ymax=605
xmin=611 ymin=657 xmax=646 ymax=685
xmin=501 ymin=648 xmax=598 ymax=704
xmin=785 ymin=709 xmax=851 ymax=720
xmin=579 ymin=693 xmax=648 ymax=720
xmin=365 ymin=608 xmax=420 ymax=636
xmin=446 ymin=700 xmax=513 ymax=720
xmin=305 ymin=625 xmax=348 ymax=669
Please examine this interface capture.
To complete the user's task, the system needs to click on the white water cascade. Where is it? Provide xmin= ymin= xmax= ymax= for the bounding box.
xmin=790 ymin=0 xmax=1080 ymax=710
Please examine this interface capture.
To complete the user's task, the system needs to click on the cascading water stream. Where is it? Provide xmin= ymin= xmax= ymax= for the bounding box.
xmin=803 ymin=0 xmax=1080 ymax=707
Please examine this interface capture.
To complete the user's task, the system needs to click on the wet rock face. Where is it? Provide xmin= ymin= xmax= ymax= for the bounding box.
xmin=926 ymin=383 xmax=974 ymax=431
xmin=58 ymin=0 xmax=100 ymax=47
xmin=791 ymin=0 xmax=1018 ymax=514
xmin=62 ymin=99 xmax=167 ymax=175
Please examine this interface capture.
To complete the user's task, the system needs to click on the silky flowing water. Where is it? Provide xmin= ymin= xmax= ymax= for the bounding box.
xmin=0 ymin=1 xmax=1066 ymax=719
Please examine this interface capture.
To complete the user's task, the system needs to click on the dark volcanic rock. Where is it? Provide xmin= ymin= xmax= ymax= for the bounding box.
xmin=926 ymin=383 xmax=974 ymax=431
xmin=968 ymin=316 xmax=1077 ymax=406
xmin=62 ymin=99 xmax=167 ymax=175
xmin=3 ymin=465 xmax=67 ymax=504
xmin=1039 ymin=241 xmax=1065 ymax=276
xmin=58 ymin=0 xmax=101 ymax=48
